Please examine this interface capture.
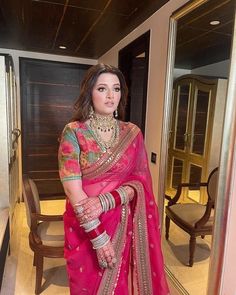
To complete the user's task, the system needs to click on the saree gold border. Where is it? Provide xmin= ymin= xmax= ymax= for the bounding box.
xmin=82 ymin=124 xmax=140 ymax=179
xmin=129 ymin=181 xmax=153 ymax=295
xmin=97 ymin=205 xmax=129 ymax=295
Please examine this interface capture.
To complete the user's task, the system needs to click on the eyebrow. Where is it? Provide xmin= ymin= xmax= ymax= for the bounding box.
xmin=96 ymin=83 xmax=120 ymax=86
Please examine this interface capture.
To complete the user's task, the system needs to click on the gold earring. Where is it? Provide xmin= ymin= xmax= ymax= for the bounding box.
xmin=89 ymin=106 xmax=94 ymax=119
xmin=114 ymin=109 xmax=118 ymax=118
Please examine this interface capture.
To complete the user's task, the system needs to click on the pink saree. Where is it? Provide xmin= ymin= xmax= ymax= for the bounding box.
xmin=59 ymin=121 xmax=169 ymax=295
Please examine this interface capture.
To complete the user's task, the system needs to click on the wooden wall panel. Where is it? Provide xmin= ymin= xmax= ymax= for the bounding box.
xmin=20 ymin=58 xmax=91 ymax=199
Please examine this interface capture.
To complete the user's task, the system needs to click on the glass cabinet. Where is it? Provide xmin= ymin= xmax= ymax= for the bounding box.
xmin=166 ymin=75 xmax=227 ymax=203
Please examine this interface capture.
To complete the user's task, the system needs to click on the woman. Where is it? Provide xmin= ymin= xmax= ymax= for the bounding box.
xmin=58 ymin=63 xmax=169 ymax=294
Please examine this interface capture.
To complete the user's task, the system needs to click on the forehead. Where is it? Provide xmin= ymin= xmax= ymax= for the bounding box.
xmin=95 ymin=73 xmax=120 ymax=84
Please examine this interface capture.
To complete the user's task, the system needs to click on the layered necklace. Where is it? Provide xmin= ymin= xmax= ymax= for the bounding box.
xmin=89 ymin=113 xmax=119 ymax=151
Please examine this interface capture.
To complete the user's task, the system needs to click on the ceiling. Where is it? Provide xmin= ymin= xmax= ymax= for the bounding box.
xmin=0 ymin=0 xmax=169 ymax=59
xmin=0 ymin=0 xmax=234 ymax=67
xmin=175 ymin=0 xmax=235 ymax=69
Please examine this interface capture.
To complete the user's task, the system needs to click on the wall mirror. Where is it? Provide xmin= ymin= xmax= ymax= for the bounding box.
xmin=159 ymin=0 xmax=236 ymax=294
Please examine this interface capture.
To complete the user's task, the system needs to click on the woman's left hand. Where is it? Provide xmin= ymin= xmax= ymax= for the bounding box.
xmin=75 ymin=197 xmax=102 ymax=224
xmin=123 ymin=185 xmax=135 ymax=201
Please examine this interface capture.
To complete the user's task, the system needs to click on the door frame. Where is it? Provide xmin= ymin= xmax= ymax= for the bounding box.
xmin=158 ymin=0 xmax=236 ymax=294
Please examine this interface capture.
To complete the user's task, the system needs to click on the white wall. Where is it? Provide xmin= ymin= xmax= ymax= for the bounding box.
xmin=174 ymin=59 xmax=230 ymax=80
xmin=191 ymin=60 xmax=230 ymax=78
xmin=173 ymin=68 xmax=191 ymax=79
xmin=99 ymin=0 xmax=189 ymax=202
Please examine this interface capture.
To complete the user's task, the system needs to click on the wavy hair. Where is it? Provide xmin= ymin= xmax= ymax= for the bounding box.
xmin=72 ymin=63 xmax=128 ymax=122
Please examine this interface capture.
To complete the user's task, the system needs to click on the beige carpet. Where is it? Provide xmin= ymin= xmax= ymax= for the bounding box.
xmin=162 ymin=218 xmax=211 ymax=295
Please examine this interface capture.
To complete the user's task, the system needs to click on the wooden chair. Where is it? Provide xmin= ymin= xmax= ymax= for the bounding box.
xmin=22 ymin=174 xmax=64 ymax=294
xmin=165 ymin=167 xmax=218 ymax=267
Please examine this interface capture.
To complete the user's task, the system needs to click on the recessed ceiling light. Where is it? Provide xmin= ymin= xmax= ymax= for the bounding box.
xmin=210 ymin=20 xmax=220 ymax=26
xmin=59 ymin=45 xmax=67 ymax=49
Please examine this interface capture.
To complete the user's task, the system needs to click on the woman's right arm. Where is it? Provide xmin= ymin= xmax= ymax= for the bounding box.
xmin=63 ymin=180 xmax=116 ymax=269
xmin=63 ymin=179 xmax=87 ymax=204
xmin=58 ymin=125 xmax=116 ymax=269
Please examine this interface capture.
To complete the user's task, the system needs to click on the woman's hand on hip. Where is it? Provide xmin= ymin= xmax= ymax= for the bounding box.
xmin=96 ymin=240 xmax=117 ymax=269
xmin=75 ymin=197 xmax=102 ymax=223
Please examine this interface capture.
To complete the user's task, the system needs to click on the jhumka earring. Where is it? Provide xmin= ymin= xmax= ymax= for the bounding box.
xmin=114 ymin=109 xmax=118 ymax=118
xmin=89 ymin=106 xmax=94 ymax=119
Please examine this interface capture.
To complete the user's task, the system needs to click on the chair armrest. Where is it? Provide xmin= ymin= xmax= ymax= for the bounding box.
xmin=29 ymin=213 xmax=63 ymax=245
xmin=195 ymin=200 xmax=214 ymax=228
xmin=165 ymin=194 xmax=172 ymax=201
xmin=32 ymin=213 xmax=63 ymax=222
xmin=167 ymin=182 xmax=208 ymax=206
xmin=30 ymin=213 xmax=63 ymax=233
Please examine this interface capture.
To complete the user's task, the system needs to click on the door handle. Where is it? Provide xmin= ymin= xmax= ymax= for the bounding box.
xmin=12 ymin=128 xmax=21 ymax=138
xmin=12 ymin=128 xmax=21 ymax=150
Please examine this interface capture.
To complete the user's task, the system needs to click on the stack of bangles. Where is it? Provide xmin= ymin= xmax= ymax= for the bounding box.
xmin=72 ymin=186 xmax=130 ymax=268
xmin=80 ymin=218 xmax=110 ymax=250
xmin=98 ymin=186 xmax=129 ymax=212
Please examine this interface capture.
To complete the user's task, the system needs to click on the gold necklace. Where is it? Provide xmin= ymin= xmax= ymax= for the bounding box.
xmin=90 ymin=113 xmax=119 ymax=150
xmin=90 ymin=113 xmax=116 ymax=132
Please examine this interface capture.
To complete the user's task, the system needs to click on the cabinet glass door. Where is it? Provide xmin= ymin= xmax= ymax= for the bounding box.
xmin=174 ymin=84 xmax=190 ymax=151
xmin=166 ymin=77 xmax=216 ymax=203
xmin=191 ymin=89 xmax=211 ymax=156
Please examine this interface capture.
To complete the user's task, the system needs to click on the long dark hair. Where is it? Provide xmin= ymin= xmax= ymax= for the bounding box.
xmin=72 ymin=63 xmax=128 ymax=122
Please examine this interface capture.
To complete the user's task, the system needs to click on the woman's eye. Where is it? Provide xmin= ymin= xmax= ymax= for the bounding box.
xmin=114 ymin=87 xmax=121 ymax=92
xmin=97 ymin=87 xmax=106 ymax=92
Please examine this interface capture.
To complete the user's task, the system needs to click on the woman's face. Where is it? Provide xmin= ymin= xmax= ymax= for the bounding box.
xmin=91 ymin=73 xmax=121 ymax=116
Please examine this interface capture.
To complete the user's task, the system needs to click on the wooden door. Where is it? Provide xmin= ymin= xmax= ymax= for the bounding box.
xmin=20 ymin=58 xmax=91 ymax=199
xmin=119 ymin=31 xmax=150 ymax=135
xmin=129 ymin=56 xmax=146 ymax=132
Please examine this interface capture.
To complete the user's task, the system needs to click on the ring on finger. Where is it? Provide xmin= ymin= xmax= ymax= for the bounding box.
xmin=83 ymin=214 xmax=89 ymax=221
xmin=75 ymin=205 xmax=84 ymax=214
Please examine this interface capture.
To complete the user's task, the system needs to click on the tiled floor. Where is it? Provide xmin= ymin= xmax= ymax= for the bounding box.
xmin=1 ymin=200 xmax=210 ymax=295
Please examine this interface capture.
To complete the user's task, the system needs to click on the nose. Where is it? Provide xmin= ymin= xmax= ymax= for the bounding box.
xmin=107 ymin=89 xmax=114 ymax=99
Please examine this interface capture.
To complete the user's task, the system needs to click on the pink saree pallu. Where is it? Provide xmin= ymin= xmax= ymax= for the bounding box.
xmin=60 ymin=122 xmax=169 ymax=295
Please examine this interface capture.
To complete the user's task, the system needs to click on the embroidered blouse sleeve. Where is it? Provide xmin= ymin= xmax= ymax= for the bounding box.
xmin=58 ymin=125 xmax=82 ymax=182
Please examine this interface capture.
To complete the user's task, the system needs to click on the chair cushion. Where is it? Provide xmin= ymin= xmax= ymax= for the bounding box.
xmin=166 ymin=203 xmax=214 ymax=228
xmin=37 ymin=221 xmax=64 ymax=247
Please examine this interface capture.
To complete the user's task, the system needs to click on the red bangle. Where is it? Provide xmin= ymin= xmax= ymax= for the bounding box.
xmin=110 ymin=190 xmax=121 ymax=206
xmin=87 ymin=223 xmax=105 ymax=240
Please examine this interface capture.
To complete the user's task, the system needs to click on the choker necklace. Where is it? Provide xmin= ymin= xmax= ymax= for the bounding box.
xmin=89 ymin=113 xmax=119 ymax=150
xmin=90 ymin=113 xmax=116 ymax=132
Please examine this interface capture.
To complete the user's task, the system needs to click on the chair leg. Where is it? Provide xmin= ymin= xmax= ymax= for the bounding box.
xmin=33 ymin=253 xmax=36 ymax=266
xmin=35 ymin=255 xmax=43 ymax=295
xmin=165 ymin=215 xmax=170 ymax=240
xmin=189 ymin=235 xmax=196 ymax=267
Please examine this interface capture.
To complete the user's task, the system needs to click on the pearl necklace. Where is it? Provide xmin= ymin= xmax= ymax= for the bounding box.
xmin=89 ymin=113 xmax=119 ymax=151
